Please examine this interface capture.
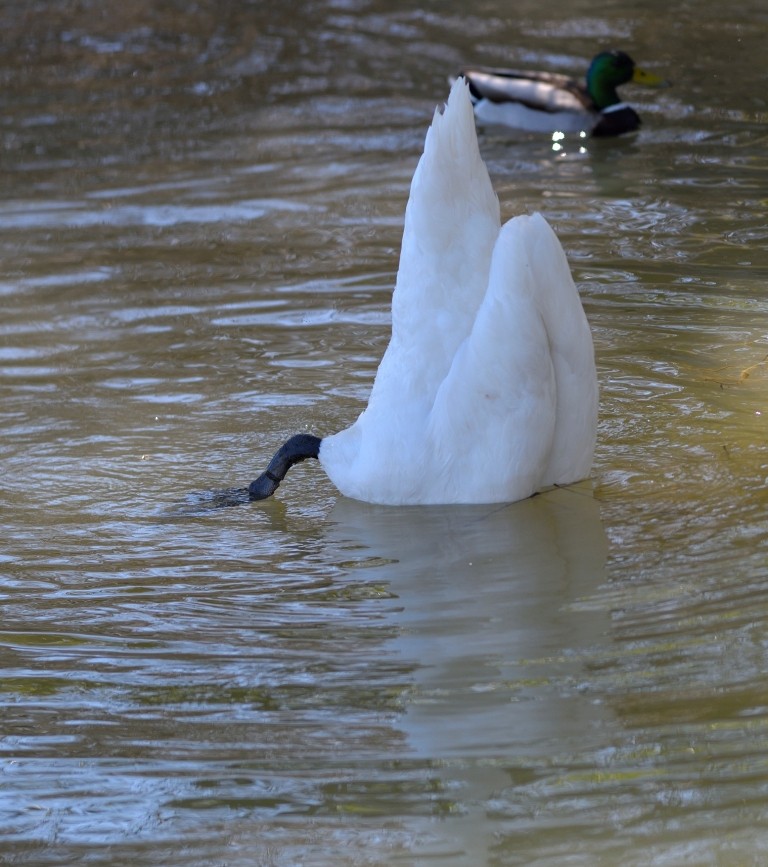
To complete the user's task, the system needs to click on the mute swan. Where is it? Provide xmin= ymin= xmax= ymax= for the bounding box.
xmin=462 ymin=50 xmax=667 ymax=137
xmin=248 ymin=77 xmax=598 ymax=505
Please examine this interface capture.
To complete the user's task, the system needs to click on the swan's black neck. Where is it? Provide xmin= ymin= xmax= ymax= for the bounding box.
xmin=248 ymin=434 xmax=321 ymax=500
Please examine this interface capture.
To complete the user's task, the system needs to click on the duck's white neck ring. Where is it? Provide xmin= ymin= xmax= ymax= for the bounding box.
xmin=601 ymin=102 xmax=631 ymax=115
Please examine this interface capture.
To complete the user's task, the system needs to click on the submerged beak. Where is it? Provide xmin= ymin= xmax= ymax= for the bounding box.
xmin=632 ymin=66 xmax=670 ymax=88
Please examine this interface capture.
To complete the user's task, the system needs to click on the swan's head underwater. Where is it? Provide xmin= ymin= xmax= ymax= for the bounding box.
xmin=246 ymin=78 xmax=599 ymax=506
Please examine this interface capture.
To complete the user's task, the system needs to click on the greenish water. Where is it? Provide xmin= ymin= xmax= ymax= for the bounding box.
xmin=2 ymin=1 xmax=768 ymax=864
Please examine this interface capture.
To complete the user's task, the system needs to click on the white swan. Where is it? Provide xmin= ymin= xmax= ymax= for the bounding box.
xmin=248 ymin=78 xmax=598 ymax=506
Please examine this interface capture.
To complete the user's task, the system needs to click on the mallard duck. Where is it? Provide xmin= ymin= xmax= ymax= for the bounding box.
xmin=247 ymin=78 xmax=598 ymax=505
xmin=461 ymin=50 xmax=665 ymax=137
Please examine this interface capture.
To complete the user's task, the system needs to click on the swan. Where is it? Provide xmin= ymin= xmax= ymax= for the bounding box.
xmin=248 ymin=77 xmax=598 ymax=506
xmin=461 ymin=50 xmax=667 ymax=137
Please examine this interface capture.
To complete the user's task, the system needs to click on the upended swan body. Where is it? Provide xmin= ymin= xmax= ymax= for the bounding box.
xmin=248 ymin=78 xmax=598 ymax=506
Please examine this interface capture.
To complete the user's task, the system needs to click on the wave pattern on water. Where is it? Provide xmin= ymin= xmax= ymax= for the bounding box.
xmin=2 ymin=1 xmax=768 ymax=865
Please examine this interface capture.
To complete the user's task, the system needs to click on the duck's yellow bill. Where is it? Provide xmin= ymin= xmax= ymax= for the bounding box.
xmin=632 ymin=67 xmax=669 ymax=88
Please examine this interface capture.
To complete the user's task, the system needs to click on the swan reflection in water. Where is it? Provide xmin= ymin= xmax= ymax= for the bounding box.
xmin=326 ymin=483 xmax=609 ymax=863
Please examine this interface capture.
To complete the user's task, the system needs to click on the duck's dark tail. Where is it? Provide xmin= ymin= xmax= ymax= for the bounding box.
xmin=248 ymin=434 xmax=322 ymax=500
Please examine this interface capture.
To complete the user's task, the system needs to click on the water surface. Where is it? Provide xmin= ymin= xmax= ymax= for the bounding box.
xmin=3 ymin=1 xmax=768 ymax=864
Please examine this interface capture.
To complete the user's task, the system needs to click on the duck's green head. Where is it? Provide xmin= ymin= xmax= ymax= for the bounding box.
xmin=586 ymin=50 xmax=666 ymax=110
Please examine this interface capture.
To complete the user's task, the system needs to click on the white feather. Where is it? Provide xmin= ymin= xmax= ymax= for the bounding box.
xmin=472 ymin=98 xmax=593 ymax=134
xmin=319 ymin=78 xmax=597 ymax=505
